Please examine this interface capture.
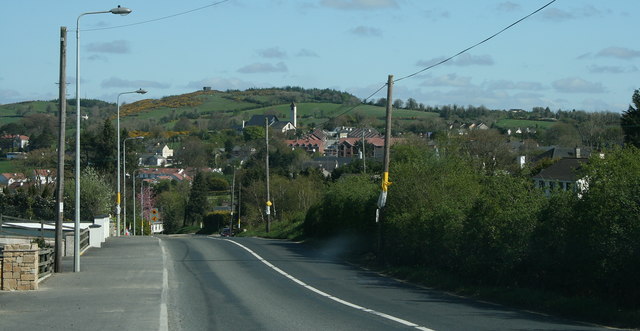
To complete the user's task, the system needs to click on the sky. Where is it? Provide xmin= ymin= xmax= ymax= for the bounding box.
xmin=1 ymin=0 xmax=638 ymax=112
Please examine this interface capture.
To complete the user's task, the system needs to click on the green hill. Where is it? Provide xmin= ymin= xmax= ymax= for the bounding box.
xmin=0 ymin=87 xmax=437 ymax=134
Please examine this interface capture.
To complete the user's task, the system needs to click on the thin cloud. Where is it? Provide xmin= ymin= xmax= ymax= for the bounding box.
xmin=296 ymin=49 xmax=319 ymax=57
xmin=540 ymin=7 xmax=574 ymax=21
xmin=421 ymin=9 xmax=450 ymax=21
xmin=596 ymin=47 xmax=640 ymax=60
xmin=237 ymin=62 xmax=288 ymax=74
xmin=485 ymin=80 xmax=544 ymax=91
xmin=497 ymin=2 xmax=521 ymax=12
xmin=422 ymin=73 xmax=473 ymax=88
xmin=321 ymin=0 xmax=398 ymax=10
xmin=86 ymin=40 xmax=131 ymax=54
xmin=453 ymin=53 xmax=494 ymax=66
xmin=416 ymin=53 xmax=494 ymax=67
xmin=350 ymin=26 xmax=382 ymax=37
xmin=101 ymin=77 xmax=170 ymax=89
xmin=587 ymin=65 xmax=638 ymax=74
xmin=258 ymin=47 xmax=287 ymax=59
xmin=552 ymin=77 xmax=605 ymax=93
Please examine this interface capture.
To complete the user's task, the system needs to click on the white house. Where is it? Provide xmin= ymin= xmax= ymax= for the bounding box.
xmin=156 ymin=144 xmax=174 ymax=158
xmin=0 ymin=173 xmax=28 ymax=187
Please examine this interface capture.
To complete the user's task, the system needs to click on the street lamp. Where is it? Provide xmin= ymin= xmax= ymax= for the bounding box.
xmin=132 ymin=169 xmax=141 ymax=235
xmin=123 ymin=136 xmax=144 ymax=236
xmin=74 ymin=5 xmax=132 ymax=272
xmin=116 ymin=89 xmax=146 ymax=237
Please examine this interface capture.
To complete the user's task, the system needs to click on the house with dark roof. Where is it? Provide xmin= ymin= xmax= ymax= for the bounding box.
xmin=531 ymin=147 xmax=591 ymax=163
xmin=532 ymin=157 xmax=589 ymax=196
xmin=243 ymin=115 xmax=295 ymax=133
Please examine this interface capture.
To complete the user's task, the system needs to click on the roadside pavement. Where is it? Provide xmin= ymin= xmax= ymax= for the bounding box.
xmin=0 ymin=236 xmax=165 ymax=331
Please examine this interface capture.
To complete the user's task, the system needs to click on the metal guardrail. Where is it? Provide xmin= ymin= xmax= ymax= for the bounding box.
xmin=38 ymin=247 xmax=54 ymax=280
xmin=80 ymin=228 xmax=90 ymax=252
xmin=0 ymin=214 xmax=55 ymax=238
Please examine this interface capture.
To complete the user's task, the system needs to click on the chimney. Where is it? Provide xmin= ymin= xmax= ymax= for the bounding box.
xmin=290 ymin=102 xmax=297 ymax=128
xmin=575 ymin=147 xmax=581 ymax=158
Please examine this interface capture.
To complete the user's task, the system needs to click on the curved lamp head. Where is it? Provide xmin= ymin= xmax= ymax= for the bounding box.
xmin=110 ymin=5 xmax=132 ymax=15
xmin=136 ymin=88 xmax=147 ymax=94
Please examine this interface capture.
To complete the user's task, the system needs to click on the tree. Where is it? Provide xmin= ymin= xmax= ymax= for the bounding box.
xmin=155 ymin=180 xmax=189 ymax=233
xmin=66 ymin=167 xmax=113 ymax=222
xmin=375 ymin=98 xmax=386 ymax=107
xmin=621 ymin=89 xmax=640 ymax=147
xmin=184 ymin=172 xmax=209 ymax=226
xmin=243 ymin=126 xmax=265 ymax=142
xmin=570 ymin=146 xmax=640 ymax=304
xmin=542 ymin=122 xmax=580 ymax=146
xmin=92 ymin=119 xmax=117 ymax=174
xmin=392 ymin=99 xmax=404 ymax=109
xmin=405 ymin=98 xmax=418 ymax=110
xmin=174 ymin=136 xmax=209 ymax=167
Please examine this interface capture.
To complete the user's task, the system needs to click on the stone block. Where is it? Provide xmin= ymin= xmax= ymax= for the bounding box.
xmin=23 ymin=255 xmax=36 ymax=263
xmin=22 ymin=274 xmax=35 ymax=281
xmin=4 ymin=279 xmax=17 ymax=290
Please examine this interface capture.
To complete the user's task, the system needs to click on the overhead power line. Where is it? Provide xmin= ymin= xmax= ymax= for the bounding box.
xmin=331 ymin=0 xmax=557 ymax=122
xmin=83 ymin=0 xmax=231 ymax=31
xmin=394 ymin=0 xmax=557 ymax=83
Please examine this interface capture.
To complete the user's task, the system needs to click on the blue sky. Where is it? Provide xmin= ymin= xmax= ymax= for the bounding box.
xmin=1 ymin=0 xmax=638 ymax=112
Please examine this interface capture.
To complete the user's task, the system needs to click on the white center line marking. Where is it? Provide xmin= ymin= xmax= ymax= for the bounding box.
xmin=218 ymin=238 xmax=435 ymax=331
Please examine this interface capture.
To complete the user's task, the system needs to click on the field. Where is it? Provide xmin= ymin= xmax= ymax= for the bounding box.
xmin=0 ymin=160 xmax=20 ymax=173
xmin=495 ymin=119 xmax=556 ymax=130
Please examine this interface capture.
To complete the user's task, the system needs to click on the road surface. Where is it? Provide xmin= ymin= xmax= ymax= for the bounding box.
xmin=0 ymin=235 xmax=620 ymax=330
xmin=161 ymin=235 xmax=614 ymax=331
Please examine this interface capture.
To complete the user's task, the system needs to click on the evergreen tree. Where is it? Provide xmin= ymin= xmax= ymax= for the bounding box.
xmin=184 ymin=171 xmax=209 ymax=226
xmin=621 ymin=89 xmax=640 ymax=147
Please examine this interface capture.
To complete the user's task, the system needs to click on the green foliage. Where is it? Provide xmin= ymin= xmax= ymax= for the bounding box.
xmin=64 ymin=167 xmax=113 ymax=222
xmin=621 ymin=89 xmax=640 ymax=147
xmin=199 ymin=212 xmax=228 ymax=234
xmin=570 ymin=146 xmax=640 ymax=305
xmin=304 ymin=174 xmax=377 ymax=238
xmin=383 ymin=143 xmax=480 ymax=267
xmin=154 ymin=180 xmax=189 ymax=234
xmin=184 ymin=172 xmax=209 ymax=226
xmin=243 ymin=126 xmax=265 ymax=142
xmin=459 ymin=174 xmax=546 ymax=282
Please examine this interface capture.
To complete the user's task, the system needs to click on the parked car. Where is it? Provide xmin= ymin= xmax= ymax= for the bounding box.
xmin=220 ymin=227 xmax=233 ymax=237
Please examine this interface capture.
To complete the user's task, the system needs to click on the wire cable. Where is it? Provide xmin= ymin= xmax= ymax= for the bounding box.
xmin=327 ymin=0 xmax=557 ymax=121
xmin=83 ymin=0 xmax=231 ymax=31
xmin=394 ymin=0 xmax=556 ymax=83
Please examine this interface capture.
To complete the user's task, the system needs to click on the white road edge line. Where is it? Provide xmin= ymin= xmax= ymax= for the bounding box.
xmin=218 ymin=238 xmax=435 ymax=331
xmin=158 ymin=238 xmax=169 ymax=331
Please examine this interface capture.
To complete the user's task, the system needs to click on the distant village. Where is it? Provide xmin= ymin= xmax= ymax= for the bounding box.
xmin=1 ymin=102 xmax=591 ymax=198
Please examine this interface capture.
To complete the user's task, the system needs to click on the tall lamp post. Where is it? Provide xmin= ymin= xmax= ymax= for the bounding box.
xmin=75 ymin=5 xmax=132 ymax=272
xmin=132 ymin=169 xmax=141 ymax=235
xmin=123 ymin=136 xmax=144 ymax=235
xmin=116 ymin=89 xmax=146 ymax=237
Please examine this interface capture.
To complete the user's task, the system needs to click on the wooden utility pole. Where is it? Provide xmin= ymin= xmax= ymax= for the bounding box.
xmin=378 ymin=75 xmax=393 ymax=210
xmin=55 ymin=27 xmax=67 ymax=273
xmin=265 ymin=117 xmax=271 ymax=233
xmin=362 ymin=128 xmax=366 ymax=173
xmin=377 ymin=75 xmax=393 ymax=254
xmin=230 ymin=169 xmax=235 ymax=232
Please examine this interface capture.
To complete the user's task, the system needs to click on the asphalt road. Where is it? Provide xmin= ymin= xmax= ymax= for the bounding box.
xmin=161 ymin=235 xmax=616 ymax=331
xmin=0 ymin=235 xmax=622 ymax=331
